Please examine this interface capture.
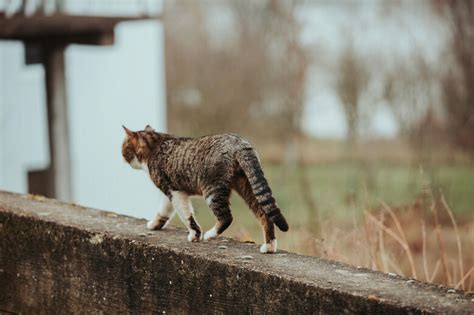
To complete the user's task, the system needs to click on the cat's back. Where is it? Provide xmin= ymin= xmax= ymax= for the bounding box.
xmin=156 ymin=133 xmax=252 ymax=187
xmin=163 ymin=133 xmax=253 ymax=162
xmin=190 ymin=133 xmax=253 ymax=154
xmin=161 ymin=133 xmax=253 ymax=166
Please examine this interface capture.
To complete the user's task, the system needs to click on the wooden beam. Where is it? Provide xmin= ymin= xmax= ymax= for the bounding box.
xmin=0 ymin=13 xmax=159 ymax=43
xmin=24 ymin=31 xmax=115 ymax=65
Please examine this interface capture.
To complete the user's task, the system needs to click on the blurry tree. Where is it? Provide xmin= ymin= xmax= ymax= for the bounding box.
xmin=163 ymin=0 xmax=307 ymax=148
xmin=434 ymin=0 xmax=474 ymax=154
xmin=383 ymin=56 xmax=444 ymax=152
xmin=383 ymin=55 xmax=447 ymax=195
xmin=335 ymin=43 xmax=369 ymax=149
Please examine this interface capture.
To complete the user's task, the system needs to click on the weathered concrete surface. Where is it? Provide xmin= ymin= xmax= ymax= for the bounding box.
xmin=0 ymin=191 xmax=472 ymax=314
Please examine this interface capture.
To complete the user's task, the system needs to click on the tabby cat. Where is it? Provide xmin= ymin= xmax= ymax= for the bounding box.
xmin=121 ymin=125 xmax=288 ymax=253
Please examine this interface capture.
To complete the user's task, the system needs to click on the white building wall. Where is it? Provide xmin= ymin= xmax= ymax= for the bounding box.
xmin=0 ymin=20 xmax=167 ymax=220
xmin=66 ymin=20 xmax=167 ymax=218
xmin=0 ymin=42 xmax=49 ymax=192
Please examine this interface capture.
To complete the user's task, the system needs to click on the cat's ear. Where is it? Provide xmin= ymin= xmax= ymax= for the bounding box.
xmin=144 ymin=125 xmax=155 ymax=132
xmin=122 ymin=125 xmax=136 ymax=138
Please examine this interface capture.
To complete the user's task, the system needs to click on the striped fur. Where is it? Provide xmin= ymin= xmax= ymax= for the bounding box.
xmin=234 ymin=149 xmax=289 ymax=231
xmin=122 ymin=125 xmax=289 ymax=253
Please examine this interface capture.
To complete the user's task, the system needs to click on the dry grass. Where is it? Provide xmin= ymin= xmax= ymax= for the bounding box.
xmin=284 ymin=195 xmax=474 ymax=292
xmin=440 ymin=194 xmax=465 ymax=289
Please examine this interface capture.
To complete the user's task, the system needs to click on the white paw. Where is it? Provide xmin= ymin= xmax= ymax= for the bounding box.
xmin=203 ymin=227 xmax=218 ymax=241
xmin=147 ymin=220 xmax=157 ymax=230
xmin=187 ymin=230 xmax=201 ymax=242
xmin=260 ymin=240 xmax=277 ymax=254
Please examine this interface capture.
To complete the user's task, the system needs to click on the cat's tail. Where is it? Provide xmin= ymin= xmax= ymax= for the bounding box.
xmin=235 ymin=148 xmax=289 ymax=232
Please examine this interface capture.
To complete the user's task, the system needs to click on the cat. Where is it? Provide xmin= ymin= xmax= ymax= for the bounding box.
xmin=121 ymin=125 xmax=288 ymax=253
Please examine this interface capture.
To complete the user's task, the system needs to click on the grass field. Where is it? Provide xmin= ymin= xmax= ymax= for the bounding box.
xmin=168 ymin=161 xmax=474 ymax=290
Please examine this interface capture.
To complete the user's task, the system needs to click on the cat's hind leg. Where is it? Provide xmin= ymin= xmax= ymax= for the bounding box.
xmin=257 ymin=213 xmax=276 ymax=253
xmin=233 ymin=175 xmax=277 ymax=253
xmin=170 ymin=191 xmax=202 ymax=242
xmin=147 ymin=198 xmax=175 ymax=230
xmin=203 ymin=188 xmax=233 ymax=241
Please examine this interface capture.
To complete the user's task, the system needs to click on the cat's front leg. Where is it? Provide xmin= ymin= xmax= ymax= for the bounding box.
xmin=203 ymin=189 xmax=233 ymax=241
xmin=147 ymin=198 xmax=174 ymax=230
xmin=170 ymin=191 xmax=202 ymax=242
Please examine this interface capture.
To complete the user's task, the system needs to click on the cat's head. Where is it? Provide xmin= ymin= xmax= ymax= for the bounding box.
xmin=122 ymin=125 xmax=157 ymax=170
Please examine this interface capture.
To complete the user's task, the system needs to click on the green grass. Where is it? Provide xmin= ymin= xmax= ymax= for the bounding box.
xmin=170 ymin=162 xmax=474 ymax=246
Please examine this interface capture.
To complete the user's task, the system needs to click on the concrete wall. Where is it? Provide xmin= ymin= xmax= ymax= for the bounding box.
xmin=0 ymin=191 xmax=472 ymax=314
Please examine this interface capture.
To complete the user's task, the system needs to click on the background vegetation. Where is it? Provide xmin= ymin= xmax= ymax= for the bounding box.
xmin=163 ymin=0 xmax=473 ymax=291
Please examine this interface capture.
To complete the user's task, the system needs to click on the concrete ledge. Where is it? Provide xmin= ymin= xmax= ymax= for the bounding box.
xmin=0 ymin=191 xmax=472 ymax=314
